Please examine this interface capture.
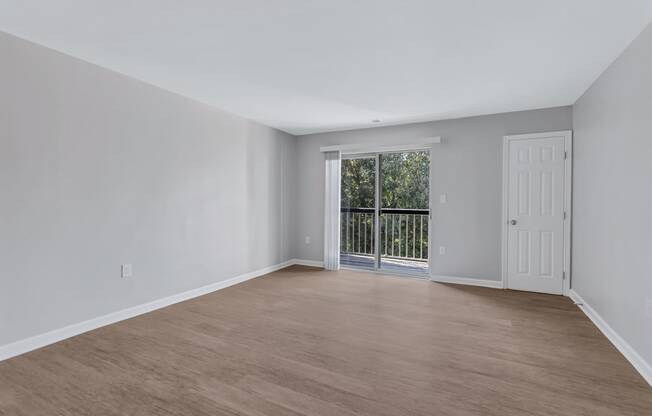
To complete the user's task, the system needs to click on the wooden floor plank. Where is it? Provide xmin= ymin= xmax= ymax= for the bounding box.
xmin=1 ymin=266 xmax=651 ymax=416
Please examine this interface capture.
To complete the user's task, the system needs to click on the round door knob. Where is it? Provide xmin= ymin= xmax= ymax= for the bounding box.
xmin=510 ymin=219 xmax=517 ymax=225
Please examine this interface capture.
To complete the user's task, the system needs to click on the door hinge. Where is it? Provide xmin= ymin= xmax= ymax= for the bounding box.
xmin=562 ymin=271 xmax=566 ymax=280
xmin=564 ymin=211 xmax=567 ymax=220
xmin=564 ymin=151 xmax=568 ymax=160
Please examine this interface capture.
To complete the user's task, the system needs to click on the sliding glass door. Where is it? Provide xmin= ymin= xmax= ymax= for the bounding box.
xmin=379 ymin=151 xmax=429 ymax=275
xmin=340 ymin=155 xmax=377 ymax=270
xmin=340 ymin=150 xmax=430 ymax=277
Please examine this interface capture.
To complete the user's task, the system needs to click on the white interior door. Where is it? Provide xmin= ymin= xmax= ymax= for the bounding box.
xmin=506 ymin=134 xmax=567 ymax=294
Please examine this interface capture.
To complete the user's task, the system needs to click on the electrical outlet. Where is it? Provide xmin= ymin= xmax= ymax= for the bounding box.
xmin=305 ymin=236 xmax=311 ymax=245
xmin=439 ymin=246 xmax=446 ymax=255
xmin=121 ymin=264 xmax=132 ymax=278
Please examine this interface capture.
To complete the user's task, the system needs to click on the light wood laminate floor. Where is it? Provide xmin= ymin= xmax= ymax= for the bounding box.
xmin=1 ymin=266 xmax=651 ymax=415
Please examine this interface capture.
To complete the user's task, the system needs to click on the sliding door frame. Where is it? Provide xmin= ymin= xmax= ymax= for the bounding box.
xmin=341 ymin=148 xmax=433 ymax=277
xmin=374 ymin=153 xmax=382 ymax=269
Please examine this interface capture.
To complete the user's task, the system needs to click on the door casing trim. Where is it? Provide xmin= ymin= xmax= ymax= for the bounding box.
xmin=501 ymin=130 xmax=573 ymax=295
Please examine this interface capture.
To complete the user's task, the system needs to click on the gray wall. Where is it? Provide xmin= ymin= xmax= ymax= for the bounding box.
xmin=295 ymin=107 xmax=572 ymax=280
xmin=572 ymin=23 xmax=652 ymax=366
xmin=0 ymin=32 xmax=297 ymax=346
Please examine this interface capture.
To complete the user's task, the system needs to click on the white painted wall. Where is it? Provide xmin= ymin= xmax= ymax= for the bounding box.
xmin=295 ymin=107 xmax=572 ymax=281
xmin=572 ymin=22 xmax=652 ymax=368
xmin=0 ymin=32 xmax=297 ymax=347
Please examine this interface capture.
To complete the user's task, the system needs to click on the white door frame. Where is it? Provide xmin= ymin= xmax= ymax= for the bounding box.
xmin=501 ymin=130 xmax=573 ymax=295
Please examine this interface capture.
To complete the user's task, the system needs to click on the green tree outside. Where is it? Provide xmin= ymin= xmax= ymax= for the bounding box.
xmin=340 ymin=151 xmax=429 ymax=259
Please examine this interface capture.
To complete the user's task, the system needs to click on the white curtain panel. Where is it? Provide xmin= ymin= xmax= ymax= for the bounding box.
xmin=323 ymin=151 xmax=341 ymax=270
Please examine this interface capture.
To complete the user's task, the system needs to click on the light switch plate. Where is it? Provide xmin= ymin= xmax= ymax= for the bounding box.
xmin=121 ymin=264 xmax=132 ymax=278
xmin=439 ymin=193 xmax=447 ymax=204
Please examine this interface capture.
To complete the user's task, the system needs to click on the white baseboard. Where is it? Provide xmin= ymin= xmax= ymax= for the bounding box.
xmin=292 ymin=258 xmax=324 ymax=268
xmin=430 ymin=274 xmax=504 ymax=289
xmin=0 ymin=259 xmax=296 ymax=362
xmin=569 ymin=289 xmax=652 ymax=387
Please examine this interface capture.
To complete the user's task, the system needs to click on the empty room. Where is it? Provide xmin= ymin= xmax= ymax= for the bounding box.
xmin=1 ymin=1 xmax=652 ymax=415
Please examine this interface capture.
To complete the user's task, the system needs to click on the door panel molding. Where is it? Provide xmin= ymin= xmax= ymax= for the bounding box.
xmin=501 ymin=130 xmax=572 ymax=295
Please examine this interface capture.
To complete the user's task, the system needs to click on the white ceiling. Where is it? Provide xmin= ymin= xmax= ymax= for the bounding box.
xmin=1 ymin=1 xmax=651 ymax=135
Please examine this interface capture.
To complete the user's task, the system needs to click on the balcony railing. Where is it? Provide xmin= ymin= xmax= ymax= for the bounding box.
xmin=340 ymin=208 xmax=429 ymax=261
